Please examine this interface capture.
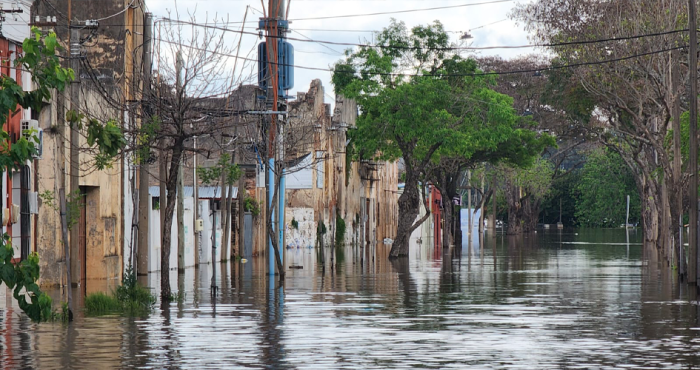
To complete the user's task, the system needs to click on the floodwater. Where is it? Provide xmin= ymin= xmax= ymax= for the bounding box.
xmin=2 ymin=228 xmax=700 ymax=369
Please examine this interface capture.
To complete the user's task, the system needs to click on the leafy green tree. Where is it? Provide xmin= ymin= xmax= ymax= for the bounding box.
xmin=575 ymin=149 xmax=640 ymax=227
xmin=540 ymin=169 xmax=580 ymax=226
xmin=334 ymin=20 xmax=551 ymax=256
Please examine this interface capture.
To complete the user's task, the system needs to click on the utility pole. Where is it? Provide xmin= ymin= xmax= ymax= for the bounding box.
xmin=266 ymin=0 xmax=283 ymax=276
xmin=223 ymin=137 xmax=236 ymax=262
xmin=219 ymin=156 xmax=229 ymax=260
xmin=259 ymin=0 xmax=293 ymax=276
xmin=58 ymin=0 xmax=74 ymax=322
xmin=138 ymin=13 xmax=153 ymax=277
xmin=176 ymin=51 xmax=185 ymax=273
xmin=489 ymin=173 xmax=496 ymax=234
xmin=69 ymin=23 xmax=81 ymax=295
xmin=239 ymin=163 xmax=246 ymax=258
xmin=689 ymin=0 xmax=698 ymax=287
xmin=467 ymin=170 xmax=472 ymax=236
xmin=193 ymin=136 xmax=199 ymax=266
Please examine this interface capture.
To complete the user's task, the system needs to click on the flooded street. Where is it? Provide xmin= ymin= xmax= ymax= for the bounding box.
xmin=2 ymin=228 xmax=700 ymax=369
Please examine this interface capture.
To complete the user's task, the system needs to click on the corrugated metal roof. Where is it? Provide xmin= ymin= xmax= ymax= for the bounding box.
xmin=149 ymin=186 xmax=238 ymax=199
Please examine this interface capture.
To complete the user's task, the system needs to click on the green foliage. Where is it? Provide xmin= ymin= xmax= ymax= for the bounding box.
xmin=85 ymin=266 xmax=156 ymax=315
xmin=39 ymin=189 xmax=83 ymax=230
xmin=540 ymin=169 xmax=580 ymax=226
xmin=541 ymin=59 xmax=596 ymax=124
xmin=335 ymin=214 xmax=346 ymax=246
xmin=244 ymin=196 xmax=261 ymax=217
xmin=0 ymin=241 xmax=54 ymax=321
xmin=136 ymin=116 xmax=161 ymax=164
xmin=198 ymin=152 xmax=241 ymax=186
xmin=291 ymin=217 xmax=299 ymax=230
xmin=333 ymin=20 xmax=553 ymax=175
xmin=168 ymin=291 xmax=184 ymax=303
xmin=575 ymin=149 xmax=640 ymax=227
xmin=331 ymin=62 xmax=356 ymax=95
xmin=84 ymin=292 xmax=121 ymax=313
xmin=509 ymin=157 xmax=555 ymax=195
xmin=317 ymin=220 xmax=327 ymax=235
xmin=65 ymin=110 xmax=126 ymax=170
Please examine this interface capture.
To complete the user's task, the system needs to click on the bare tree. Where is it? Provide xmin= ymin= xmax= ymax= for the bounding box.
xmin=513 ymin=0 xmax=687 ymax=265
xmin=140 ymin=14 xmax=256 ymax=301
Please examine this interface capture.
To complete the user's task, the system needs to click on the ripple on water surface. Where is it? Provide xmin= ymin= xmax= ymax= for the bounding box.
xmin=1 ymin=229 xmax=699 ymax=368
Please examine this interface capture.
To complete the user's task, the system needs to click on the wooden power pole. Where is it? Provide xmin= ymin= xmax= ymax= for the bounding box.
xmin=689 ymin=0 xmax=698 ymax=286
xmin=137 ymin=13 xmax=153 ymax=276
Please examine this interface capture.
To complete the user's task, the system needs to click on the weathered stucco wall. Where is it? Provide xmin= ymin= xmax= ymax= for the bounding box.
xmin=33 ymin=0 xmax=145 ymax=288
xmin=253 ymin=80 xmax=398 ymax=260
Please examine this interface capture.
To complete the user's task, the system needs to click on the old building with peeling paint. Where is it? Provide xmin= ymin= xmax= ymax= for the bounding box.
xmin=258 ymin=79 xmax=399 ymax=256
xmin=31 ymin=0 xmax=145 ymax=293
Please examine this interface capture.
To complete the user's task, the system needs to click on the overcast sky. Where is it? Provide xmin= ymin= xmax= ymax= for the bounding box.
xmin=146 ymin=0 xmax=537 ymax=104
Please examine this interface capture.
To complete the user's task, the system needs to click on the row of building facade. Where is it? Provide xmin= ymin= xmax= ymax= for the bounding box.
xmin=0 ymin=1 xmax=399 ymax=294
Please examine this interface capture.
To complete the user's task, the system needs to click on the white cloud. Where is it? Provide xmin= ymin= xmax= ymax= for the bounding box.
xmin=146 ymin=0 xmax=538 ymax=103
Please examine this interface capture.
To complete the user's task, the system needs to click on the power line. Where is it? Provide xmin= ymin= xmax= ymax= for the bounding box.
xmin=292 ymin=29 xmax=343 ymax=55
xmin=157 ymin=18 xmax=690 ymax=52
xmin=152 ymin=35 xmax=688 ymax=78
xmin=94 ymin=0 xmax=137 ymax=22
xmin=286 ymin=0 xmax=514 ymax=21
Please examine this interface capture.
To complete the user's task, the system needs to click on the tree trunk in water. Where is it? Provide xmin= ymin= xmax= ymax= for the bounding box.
xmin=390 ymin=176 xmax=420 ymax=257
xmin=454 ymin=205 xmax=463 ymax=248
xmin=442 ymin=196 xmax=453 ymax=248
xmin=505 ymin=185 xmax=524 ymax=235
xmin=161 ymin=189 xmax=177 ymax=300
xmin=522 ymin=198 xmax=540 ymax=232
xmin=639 ymin=179 xmax=660 ymax=256
xmin=161 ymin=143 xmax=184 ymax=302
xmin=507 ymin=207 xmax=524 ymax=235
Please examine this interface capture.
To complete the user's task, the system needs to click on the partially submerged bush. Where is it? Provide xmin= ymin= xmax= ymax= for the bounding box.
xmin=85 ymin=267 xmax=155 ymax=315
xmin=84 ymin=292 xmax=121 ymax=313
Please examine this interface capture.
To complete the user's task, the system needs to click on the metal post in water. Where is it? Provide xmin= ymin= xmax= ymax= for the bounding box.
xmin=626 ymin=195 xmax=630 ymax=228
xmin=211 ymin=200 xmax=218 ymax=295
xmin=467 ymin=170 xmax=472 ymax=235
xmin=268 ymin=158 xmax=275 ymax=275
xmin=278 ymin=167 xmax=285 ymax=265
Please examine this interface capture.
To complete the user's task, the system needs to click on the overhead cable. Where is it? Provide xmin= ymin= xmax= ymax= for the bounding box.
xmin=153 ymin=35 xmax=688 ymax=78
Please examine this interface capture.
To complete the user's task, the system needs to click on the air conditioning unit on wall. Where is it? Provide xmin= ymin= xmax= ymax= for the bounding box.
xmin=20 ymin=119 xmax=43 ymax=159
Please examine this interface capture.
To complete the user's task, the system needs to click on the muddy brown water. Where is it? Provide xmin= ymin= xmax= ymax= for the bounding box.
xmin=1 ymin=228 xmax=699 ymax=369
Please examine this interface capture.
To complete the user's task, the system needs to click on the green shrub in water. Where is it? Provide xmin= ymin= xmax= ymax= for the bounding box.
xmin=84 ymin=292 xmax=121 ymax=313
xmin=85 ymin=266 xmax=155 ymax=315
xmin=335 ymin=214 xmax=346 ymax=246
